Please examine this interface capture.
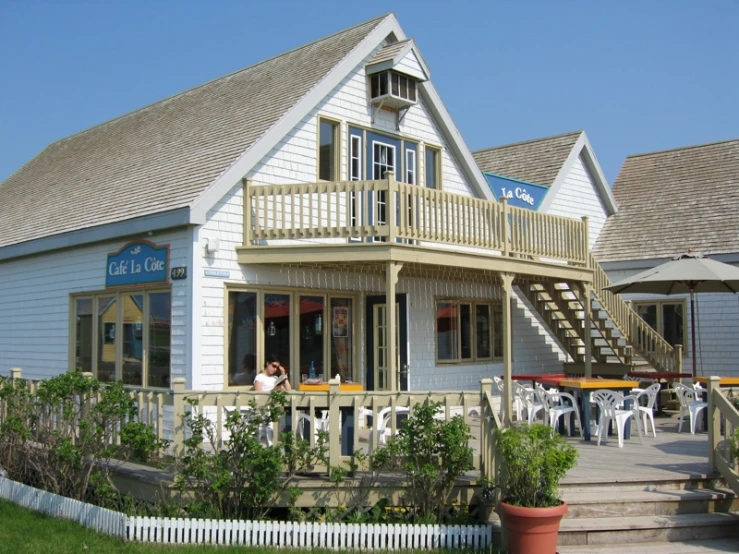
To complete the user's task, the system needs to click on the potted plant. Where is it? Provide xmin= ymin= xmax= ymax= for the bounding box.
xmin=494 ymin=423 xmax=578 ymax=554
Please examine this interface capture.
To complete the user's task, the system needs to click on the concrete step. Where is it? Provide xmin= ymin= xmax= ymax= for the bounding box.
xmin=560 ymin=476 xmax=720 ymax=492
xmin=556 ymin=512 xmax=739 ymax=546
xmin=558 ymin=537 xmax=739 ymax=553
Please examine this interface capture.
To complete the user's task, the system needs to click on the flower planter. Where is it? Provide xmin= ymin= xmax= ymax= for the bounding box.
xmin=498 ymin=500 xmax=567 ymax=554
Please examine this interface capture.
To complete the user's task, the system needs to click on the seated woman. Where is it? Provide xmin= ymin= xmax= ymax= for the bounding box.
xmin=254 ymin=354 xmax=292 ymax=392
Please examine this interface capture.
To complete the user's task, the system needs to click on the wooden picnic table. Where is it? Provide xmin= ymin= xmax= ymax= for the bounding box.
xmin=627 ymin=372 xmax=693 ymax=381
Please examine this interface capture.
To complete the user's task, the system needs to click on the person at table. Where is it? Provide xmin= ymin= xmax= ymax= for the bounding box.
xmin=254 ymin=354 xmax=292 ymax=392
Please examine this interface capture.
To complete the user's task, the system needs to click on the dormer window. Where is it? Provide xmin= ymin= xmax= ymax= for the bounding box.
xmin=370 ymin=70 xmax=417 ymax=106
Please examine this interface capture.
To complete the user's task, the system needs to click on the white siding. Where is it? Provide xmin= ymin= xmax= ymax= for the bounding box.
xmin=194 ymin=47 xmax=480 ymax=389
xmin=605 ymin=266 xmax=739 ymax=377
xmin=396 ymin=50 xmax=426 ymax=81
xmin=546 ymin=155 xmax=608 ymax=247
xmin=0 ymin=230 xmax=191 ymax=380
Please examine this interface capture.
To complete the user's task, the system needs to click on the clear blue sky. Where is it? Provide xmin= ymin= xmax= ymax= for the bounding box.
xmin=1 ymin=0 xmax=737 ymax=185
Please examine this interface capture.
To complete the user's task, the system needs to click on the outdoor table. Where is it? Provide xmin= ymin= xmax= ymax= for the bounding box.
xmin=298 ymin=382 xmax=364 ymax=455
xmin=627 ymin=372 xmax=693 ymax=416
xmin=693 ymin=376 xmax=739 ymax=387
xmin=502 ymin=373 xmax=567 ymax=387
xmin=538 ymin=377 xmax=639 ymax=441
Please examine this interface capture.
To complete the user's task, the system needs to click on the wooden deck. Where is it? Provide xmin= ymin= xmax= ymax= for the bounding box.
xmin=562 ymin=413 xmax=711 ymax=484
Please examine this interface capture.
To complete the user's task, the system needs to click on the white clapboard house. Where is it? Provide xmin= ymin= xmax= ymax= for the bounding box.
xmin=0 ymin=14 xmax=678 ymax=398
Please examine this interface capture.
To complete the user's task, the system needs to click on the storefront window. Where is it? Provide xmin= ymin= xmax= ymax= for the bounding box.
xmin=436 ymin=300 xmax=501 ymax=363
xmin=330 ymin=298 xmax=353 ymax=382
xmin=227 ymin=289 xmax=356 ymax=386
xmin=73 ymin=291 xmax=170 ymax=387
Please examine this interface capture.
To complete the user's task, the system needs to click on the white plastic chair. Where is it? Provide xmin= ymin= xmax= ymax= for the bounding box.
xmin=634 ymin=382 xmax=661 ymax=437
xmin=673 ymin=383 xmax=708 ymax=434
xmin=591 ymin=389 xmax=644 ymax=448
xmin=513 ymin=381 xmax=542 ymax=424
xmin=375 ymin=406 xmax=410 ymax=446
xmin=537 ymin=384 xmax=584 ymax=439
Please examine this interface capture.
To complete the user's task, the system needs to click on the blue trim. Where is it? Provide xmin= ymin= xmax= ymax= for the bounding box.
xmin=483 ymin=172 xmax=549 ymax=211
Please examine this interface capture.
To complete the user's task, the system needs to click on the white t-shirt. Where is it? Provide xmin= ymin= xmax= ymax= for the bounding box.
xmin=254 ymin=373 xmax=277 ymax=392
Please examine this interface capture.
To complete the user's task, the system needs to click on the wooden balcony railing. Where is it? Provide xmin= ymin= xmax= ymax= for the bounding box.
xmin=590 ymin=253 xmax=682 ymax=373
xmin=244 ymin=174 xmax=589 ymax=266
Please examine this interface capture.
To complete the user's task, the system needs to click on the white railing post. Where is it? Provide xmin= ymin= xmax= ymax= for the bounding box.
xmin=707 ymin=376 xmax=721 ymax=473
xmin=386 ymin=172 xmax=397 ymax=243
xmin=243 ymin=178 xmax=252 ymax=247
xmin=581 ymin=216 xmax=590 ymax=264
xmin=10 ymin=367 xmax=21 ymax=381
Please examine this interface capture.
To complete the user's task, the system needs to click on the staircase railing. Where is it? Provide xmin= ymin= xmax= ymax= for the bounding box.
xmin=590 ymin=253 xmax=681 ymax=373
xmin=707 ymin=377 xmax=739 ymax=496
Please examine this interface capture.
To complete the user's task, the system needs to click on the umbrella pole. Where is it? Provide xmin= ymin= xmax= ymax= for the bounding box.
xmin=690 ymin=289 xmax=697 ymax=378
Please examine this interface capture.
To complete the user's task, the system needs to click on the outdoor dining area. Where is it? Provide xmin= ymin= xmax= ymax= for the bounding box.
xmin=493 ymin=372 xmax=717 ymax=448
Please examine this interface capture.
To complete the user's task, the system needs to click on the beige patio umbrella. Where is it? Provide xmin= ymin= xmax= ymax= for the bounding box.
xmin=604 ymin=253 xmax=739 ymax=377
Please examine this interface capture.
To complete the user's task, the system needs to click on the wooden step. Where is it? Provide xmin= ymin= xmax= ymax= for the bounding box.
xmin=558 ymin=537 xmax=739 ymax=553
xmin=556 ymin=512 xmax=739 ymax=546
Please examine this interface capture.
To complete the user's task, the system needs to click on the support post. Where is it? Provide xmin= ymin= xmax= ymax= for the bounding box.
xmin=10 ymin=367 xmax=21 ymax=381
xmin=480 ymin=378 xmax=495 ymax=481
xmin=385 ymin=262 xmax=402 ymax=391
xmin=675 ymin=344 xmax=683 ymax=373
xmin=329 ymin=377 xmax=341 ymax=467
xmin=583 ymin=284 xmax=592 ymax=378
xmin=581 ymin=216 xmax=590 ymax=263
xmin=171 ymin=377 xmax=186 ymax=459
xmin=500 ymin=272 xmax=515 ymax=425
xmin=386 ymin=172 xmax=397 ymax=243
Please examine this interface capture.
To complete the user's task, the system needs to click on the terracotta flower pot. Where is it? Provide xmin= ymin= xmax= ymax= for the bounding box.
xmin=498 ymin=500 xmax=568 ymax=554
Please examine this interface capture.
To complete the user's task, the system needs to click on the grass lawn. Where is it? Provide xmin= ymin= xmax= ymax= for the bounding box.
xmin=0 ymin=500 xmax=301 ymax=554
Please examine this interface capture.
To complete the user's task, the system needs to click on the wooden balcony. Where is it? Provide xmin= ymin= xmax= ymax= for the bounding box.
xmin=237 ymin=174 xmax=594 ymax=283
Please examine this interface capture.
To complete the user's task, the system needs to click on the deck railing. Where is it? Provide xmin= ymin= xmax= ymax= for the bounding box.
xmin=707 ymin=377 xmax=739 ymax=495
xmin=3 ymin=370 xmax=501 ymax=479
xmin=590 ymin=253 xmax=681 ymax=373
xmin=244 ymin=175 xmax=589 ymax=266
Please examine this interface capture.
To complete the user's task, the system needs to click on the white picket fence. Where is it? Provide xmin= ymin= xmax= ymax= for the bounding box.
xmin=0 ymin=477 xmax=127 ymax=537
xmin=0 ymin=477 xmax=492 ymax=550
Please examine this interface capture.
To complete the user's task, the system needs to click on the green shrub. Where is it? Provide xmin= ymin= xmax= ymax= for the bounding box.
xmin=371 ymin=399 xmax=473 ymax=523
xmin=495 ymin=423 xmax=577 ymax=508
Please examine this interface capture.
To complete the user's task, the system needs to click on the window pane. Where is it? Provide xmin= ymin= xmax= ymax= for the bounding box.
xmin=436 ymin=302 xmax=457 ymax=360
xmin=476 ymin=304 xmax=491 ymax=359
xmin=493 ymin=306 xmax=503 ymax=359
xmin=121 ymin=294 xmax=143 ymax=386
xmin=330 ymin=298 xmax=353 ymax=382
xmin=299 ymin=296 xmax=325 ymax=381
xmin=380 ymin=71 xmax=388 ymax=96
xmin=229 ymin=292 xmax=257 ymax=387
xmin=319 ymin=120 xmax=337 ymax=181
xmin=408 ymin=80 xmax=416 ymax=102
xmin=425 ymin=147 xmax=438 ymax=189
xmin=460 ymin=304 xmax=472 ymax=360
xmin=405 ymin=149 xmax=416 ymax=185
xmin=264 ymin=293 xmax=291 ymax=374
xmin=75 ymin=298 xmax=93 ymax=373
xmin=391 ymin=72 xmax=399 ymax=96
xmin=98 ymin=295 xmax=117 ymax=383
xmin=370 ymin=73 xmax=380 ymax=98
xmin=662 ymin=304 xmax=684 ymax=348
xmin=147 ymin=292 xmax=171 ymax=388
xmin=636 ymin=304 xmax=657 ymax=332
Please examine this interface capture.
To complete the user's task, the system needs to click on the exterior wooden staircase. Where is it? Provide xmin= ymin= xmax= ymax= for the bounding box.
xmin=520 ymin=254 xmax=682 ymax=375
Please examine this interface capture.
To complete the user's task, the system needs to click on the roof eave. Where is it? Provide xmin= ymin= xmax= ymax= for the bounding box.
xmin=0 ymin=208 xmax=192 ymax=262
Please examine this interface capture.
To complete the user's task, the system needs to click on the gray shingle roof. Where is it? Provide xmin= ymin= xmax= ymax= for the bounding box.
xmin=0 ymin=15 xmax=388 ymax=249
xmin=593 ymin=138 xmax=739 ymax=263
xmin=368 ymin=39 xmax=410 ymax=65
xmin=472 ymin=131 xmax=582 ymax=186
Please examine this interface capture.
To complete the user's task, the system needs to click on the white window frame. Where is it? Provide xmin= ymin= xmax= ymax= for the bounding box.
xmin=405 ymin=149 xmax=416 ymax=185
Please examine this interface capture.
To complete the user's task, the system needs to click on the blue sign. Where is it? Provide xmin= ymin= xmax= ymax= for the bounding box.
xmin=106 ymin=241 xmax=169 ymax=287
xmin=483 ymin=172 xmax=549 ymax=211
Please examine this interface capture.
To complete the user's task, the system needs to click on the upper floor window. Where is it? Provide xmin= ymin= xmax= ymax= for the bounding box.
xmin=318 ymin=119 xmax=338 ymax=181
xmin=373 ymin=142 xmax=395 ymax=180
xmin=349 ymin=134 xmax=362 ymax=181
xmin=370 ymin=70 xmax=417 ymax=105
xmin=405 ymin=149 xmax=416 ymax=185
xmin=425 ymin=146 xmax=440 ymax=189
